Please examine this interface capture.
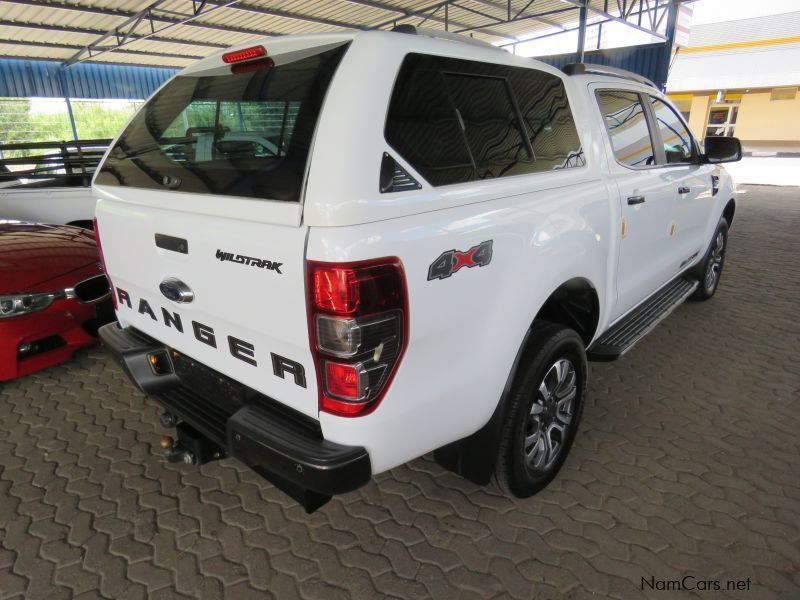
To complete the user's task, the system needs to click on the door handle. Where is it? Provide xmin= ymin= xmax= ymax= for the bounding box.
xmin=678 ymin=186 xmax=691 ymax=194
xmin=627 ymin=195 xmax=646 ymax=205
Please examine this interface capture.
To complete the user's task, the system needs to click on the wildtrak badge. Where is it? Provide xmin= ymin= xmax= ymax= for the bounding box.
xmin=216 ymin=249 xmax=283 ymax=274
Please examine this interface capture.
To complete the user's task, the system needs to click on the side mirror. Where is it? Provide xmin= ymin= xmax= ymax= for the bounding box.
xmin=702 ymin=136 xmax=742 ymax=164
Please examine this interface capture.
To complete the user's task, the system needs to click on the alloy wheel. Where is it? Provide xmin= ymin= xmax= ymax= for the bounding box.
xmin=705 ymin=231 xmax=725 ymax=291
xmin=524 ymin=358 xmax=577 ymax=472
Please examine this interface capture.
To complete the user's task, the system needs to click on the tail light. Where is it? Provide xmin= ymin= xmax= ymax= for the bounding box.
xmin=308 ymin=258 xmax=408 ymax=417
xmin=93 ymin=217 xmax=116 ymax=310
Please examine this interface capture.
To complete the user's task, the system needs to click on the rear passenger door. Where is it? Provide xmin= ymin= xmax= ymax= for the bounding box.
xmin=594 ymin=88 xmax=677 ymax=322
xmin=646 ymin=96 xmax=715 ymax=270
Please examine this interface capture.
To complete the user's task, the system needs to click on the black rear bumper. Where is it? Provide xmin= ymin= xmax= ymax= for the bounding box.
xmin=98 ymin=322 xmax=371 ymax=498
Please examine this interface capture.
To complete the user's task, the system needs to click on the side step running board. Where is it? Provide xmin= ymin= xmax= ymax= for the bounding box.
xmin=588 ymin=276 xmax=698 ymax=361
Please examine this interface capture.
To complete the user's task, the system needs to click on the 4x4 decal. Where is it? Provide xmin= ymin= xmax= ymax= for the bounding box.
xmin=428 ymin=240 xmax=493 ymax=281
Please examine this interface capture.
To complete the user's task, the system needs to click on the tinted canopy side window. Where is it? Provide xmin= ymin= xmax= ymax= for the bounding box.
xmin=515 ymin=69 xmax=585 ymax=172
xmin=649 ymin=97 xmax=696 ymax=164
xmin=442 ymin=73 xmax=533 ymax=179
xmin=596 ymin=90 xmax=656 ymax=168
xmin=385 ymin=54 xmax=584 ymax=187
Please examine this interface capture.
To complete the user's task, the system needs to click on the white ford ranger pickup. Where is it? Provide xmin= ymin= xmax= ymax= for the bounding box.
xmin=94 ymin=28 xmax=741 ymax=512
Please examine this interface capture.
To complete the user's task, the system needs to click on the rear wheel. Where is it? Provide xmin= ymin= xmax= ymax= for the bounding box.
xmin=691 ymin=219 xmax=728 ymax=301
xmin=495 ymin=322 xmax=587 ymax=497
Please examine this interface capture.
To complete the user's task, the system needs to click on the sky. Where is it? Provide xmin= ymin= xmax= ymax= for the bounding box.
xmin=508 ymin=0 xmax=800 ymax=57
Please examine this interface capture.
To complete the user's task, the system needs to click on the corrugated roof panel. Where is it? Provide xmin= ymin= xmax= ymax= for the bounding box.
xmin=117 ymin=38 xmax=214 ymax=57
xmin=537 ymin=42 xmax=670 ymax=88
xmin=94 ymin=52 xmax=193 ymax=68
xmin=0 ymin=58 xmax=177 ymax=98
xmin=252 ymin=0 xmax=386 ymax=26
xmin=0 ymin=0 xmax=665 ymax=67
xmin=0 ymin=44 xmax=72 ymax=60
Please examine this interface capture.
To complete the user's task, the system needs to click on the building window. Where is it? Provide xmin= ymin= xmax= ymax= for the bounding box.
xmin=705 ymin=104 xmax=738 ymax=138
xmin=770 ymin=87 xmax=797 ymax=101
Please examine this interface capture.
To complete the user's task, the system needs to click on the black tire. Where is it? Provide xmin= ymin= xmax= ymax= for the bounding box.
xmin=495 ymin=321 xmax=587 ymax=497
xmin=690 ymin=218 xmax=728 ymax=301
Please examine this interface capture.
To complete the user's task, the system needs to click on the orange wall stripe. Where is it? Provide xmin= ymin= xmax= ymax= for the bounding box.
xmin=681 ymin=35 xmax=800 ymax=54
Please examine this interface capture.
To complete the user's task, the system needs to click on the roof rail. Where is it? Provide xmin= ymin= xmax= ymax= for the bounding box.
xmin=390 ymin=24 xmax=501 ymax=51
xmin=562 ymin=63 xmax=657 ymax=89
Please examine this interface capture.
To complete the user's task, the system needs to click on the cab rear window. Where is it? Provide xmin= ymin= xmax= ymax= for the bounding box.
xmin=95 ymin=43 xmax=348 ymax=202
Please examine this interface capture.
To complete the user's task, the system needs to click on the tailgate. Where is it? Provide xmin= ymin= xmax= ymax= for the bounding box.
xmin=90 ymin=39 xmax=354 ymax=420
xmin=95 ymin=193 xmax=317 ymax=418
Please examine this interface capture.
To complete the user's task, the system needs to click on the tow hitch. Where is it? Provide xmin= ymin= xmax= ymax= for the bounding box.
xmin=158 ymin=413 xmax=225 ymax=466
xmin=157 ymin=411 xmax=332 ymax=512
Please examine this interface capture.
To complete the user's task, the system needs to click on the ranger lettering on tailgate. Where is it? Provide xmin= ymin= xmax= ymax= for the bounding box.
xmin=115 ymin=287 xmax=306 ymax=388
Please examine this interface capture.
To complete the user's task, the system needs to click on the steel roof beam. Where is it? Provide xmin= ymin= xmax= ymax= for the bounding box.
xmin=0 ymin=37 xmax=193 ymax=62
xmin=452 ymin=6 xmax=576 ymax=36
xmin=0 ymin=19 xmax=227 ymax=49
xmin=65 ymin=0 xmax=245 ymax=65
xmin=203 ymin=0 xmax=366 ymax=30
xmin=468 ymin=0 xmax=566 ymax=30
xmin=368 ymin=1 xmax=518 ymax=40
xmin=559 ymin=0 xmax=668 ymax=40
xmin=343 ymin=0 xmax=518 ymax=39
xmin=0 ymin=0 xmax=280 ymax=40
xmin=499 ymin=19 xmax=607 ymax=47
xmin=219 ymin=0 xmax=515 ymax=39
xmin=0 ymin=53 xmax=184 ymax=69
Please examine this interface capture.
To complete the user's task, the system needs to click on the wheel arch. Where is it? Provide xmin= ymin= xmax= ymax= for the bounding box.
xmin=723 ymin=198 xmax=736 ymax=227
xmin=534 ymin=277 xmax=600 ymax=346
xmin=434 ymin=276 xmax=599 ymax=484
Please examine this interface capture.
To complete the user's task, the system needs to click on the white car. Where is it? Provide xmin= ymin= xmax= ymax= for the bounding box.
xmin=94 ymin=28 xmax=740 ymax=511
xmin=0 ymin=142 xmax=107 ymax=229
xmin=0 ymin=184 xmax=96 ymax=229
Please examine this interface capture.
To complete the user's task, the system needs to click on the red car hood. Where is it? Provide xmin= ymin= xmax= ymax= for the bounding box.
xmin=0 ymin=222 xmax=101 ymax=293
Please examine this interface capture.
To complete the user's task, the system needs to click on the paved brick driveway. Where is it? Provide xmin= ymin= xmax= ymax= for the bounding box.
xmin=1 ymin=185 xmax=798 ymax=599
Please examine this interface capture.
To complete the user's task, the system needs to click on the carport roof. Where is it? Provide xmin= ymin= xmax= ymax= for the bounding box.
xmin=0 ymin=0 xmax=677 ymax=69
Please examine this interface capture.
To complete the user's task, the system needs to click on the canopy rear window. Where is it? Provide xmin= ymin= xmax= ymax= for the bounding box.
xmin=95 ymin=43 xmax=348 ymax=202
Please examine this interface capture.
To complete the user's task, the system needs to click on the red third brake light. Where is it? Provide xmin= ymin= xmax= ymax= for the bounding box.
xmin=222 ymin=45 xmax=267 ymax=64
xmin=308 ymin=258 xmax=408 ymax=417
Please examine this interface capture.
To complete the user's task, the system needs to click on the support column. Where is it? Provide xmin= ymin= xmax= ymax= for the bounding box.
xmin=577 ymin=0 xmax=588 ymax=62
xmin=597 ymin=0 xmax=608 ymax=49
xmin=57 ymin=67 xmax=79 ymax=141
xmin=657 ymin=0 xmax=680 ymax=91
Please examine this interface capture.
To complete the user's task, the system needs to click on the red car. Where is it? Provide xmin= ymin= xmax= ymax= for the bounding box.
xmin=0 ymin=222 xmax=113 ymax=381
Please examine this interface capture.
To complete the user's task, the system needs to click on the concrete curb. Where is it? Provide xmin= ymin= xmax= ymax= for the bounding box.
xmin=743 ymin=151 xmax=800 ymax=158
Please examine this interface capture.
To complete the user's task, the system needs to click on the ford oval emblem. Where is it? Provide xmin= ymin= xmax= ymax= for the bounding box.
xmin=159 ymin=278 xmax=194 ymax=303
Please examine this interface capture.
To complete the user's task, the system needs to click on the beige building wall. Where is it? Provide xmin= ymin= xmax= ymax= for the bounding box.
xmin=734 ymin=91 xmax=800 ymax=143
xmin=688 ymin=95 xmax=711 ymax=139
